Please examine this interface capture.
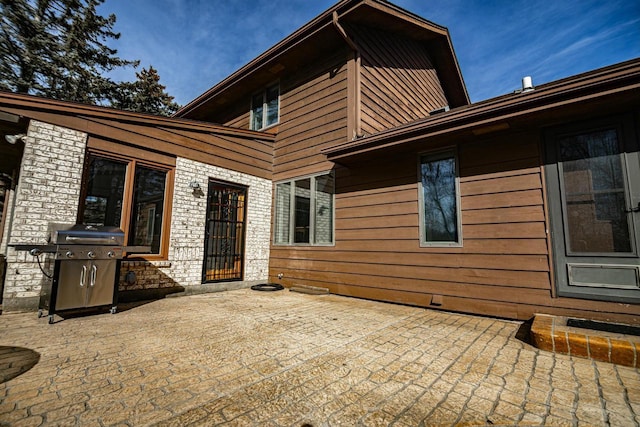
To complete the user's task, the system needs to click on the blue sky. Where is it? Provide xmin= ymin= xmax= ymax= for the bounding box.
xmin=98 ymin=0 xmax=640 ymax=106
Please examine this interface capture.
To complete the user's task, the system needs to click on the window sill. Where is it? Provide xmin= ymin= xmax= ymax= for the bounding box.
xmin=419 ymin=242 xmax=463 ymax=248
xmin=122 ymin=259 xmax=172 ymax=268
xmin=253 ymin=122 xmax=279 ymax=132
xmin=272 ymin=243 xmax=335 ymax=247
xmin=124 ymin=254 xmax=169 ymax=262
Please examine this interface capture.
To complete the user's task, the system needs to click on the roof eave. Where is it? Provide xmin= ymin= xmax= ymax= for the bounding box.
xmin=323 ymin=58 xmax=640 ymax=160
xmin=174 ymin=0 xmax=469 ymax=117
xmin=360 ymin=0 xmax=469 ymax=106
xmin=0 ymin=90 xmax=275 ymax=142
xmin=174 ymin=0 xmax=357 ymax=118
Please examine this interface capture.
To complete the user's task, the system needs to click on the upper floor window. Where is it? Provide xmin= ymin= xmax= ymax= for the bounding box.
xmin=274 ymin=172 xmax=334 ymax=245
xmin=419 ymin=150 xmax=462 ymax=247
xmin=79 ymin=153 xmax=173 ymax=257
xmin=251 ymin=84 xmax=279 ymax=130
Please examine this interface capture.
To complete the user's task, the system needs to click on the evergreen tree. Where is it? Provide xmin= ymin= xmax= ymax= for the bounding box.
xmin=111 ymin=66 xmax=180 ymax=116
xmin=0 ymin=0 xmax=54 ymax=94
xmin=0 ymin=0 xmax=138 ymax=104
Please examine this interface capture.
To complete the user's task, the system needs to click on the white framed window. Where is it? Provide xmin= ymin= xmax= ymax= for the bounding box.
xmin=418 ymin=149 xmax=462 ymax=247
xmin=250 ymin=84 xmax=279 ymax=130
xmin=274 ymin=172 xmax=334 ymax=246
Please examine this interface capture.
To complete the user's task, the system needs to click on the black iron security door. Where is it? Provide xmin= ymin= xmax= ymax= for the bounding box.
xmin=203 ymin=181 xmax=247 ymax=283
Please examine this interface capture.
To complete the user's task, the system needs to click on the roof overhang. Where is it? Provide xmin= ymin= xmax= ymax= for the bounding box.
xmin=175 ymin=0 xmax=469 ymax=120
xmin=0 ymin=91 xmax=276 ymax=180
xmin=322 ymin=58 xmax=640 ymax=162
xmin=0 ymin=91 xmax=274 ymax=143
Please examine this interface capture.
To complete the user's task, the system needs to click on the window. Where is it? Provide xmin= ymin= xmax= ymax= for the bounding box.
xmin=79 ymin=153 xmax=172 ymax=256
xmin=419 ymin=150 xmax=462 ymax=246
xmin=557 ymin=127 xmax=632 ymax=253
xmin=251 ymin=84 xmax=279 ymax=130
xmin=274 ymin=172 xmax=334 ymax=245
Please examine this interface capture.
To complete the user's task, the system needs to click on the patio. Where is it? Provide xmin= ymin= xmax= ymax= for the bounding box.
xmin=1 ymin=289 xmax=638 ymax=426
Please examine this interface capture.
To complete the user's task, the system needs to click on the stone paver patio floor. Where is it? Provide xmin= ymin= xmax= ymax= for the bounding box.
xmin=0 ymin=289 xmax=638 ymax=426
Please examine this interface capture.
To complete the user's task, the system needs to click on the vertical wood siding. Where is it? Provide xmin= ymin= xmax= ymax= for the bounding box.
xmin=269 ymin=131 xmax=638 ymax=324
xmin=346 ymin=24 xmax=449 ymax=136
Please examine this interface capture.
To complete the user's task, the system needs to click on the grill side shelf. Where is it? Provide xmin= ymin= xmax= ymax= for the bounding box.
xmin=9 ymin=244 xmax=58 ymax=253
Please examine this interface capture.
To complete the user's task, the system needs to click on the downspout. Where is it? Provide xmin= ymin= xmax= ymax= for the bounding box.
xmin=332 ymin=11 xmax=362 ymax=139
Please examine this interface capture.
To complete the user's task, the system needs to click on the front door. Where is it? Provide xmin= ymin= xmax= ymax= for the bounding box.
xmin=202 ymin=181 xmax=247 ymax=283
xmin=545 ymin=115 xmax=640 ymax=303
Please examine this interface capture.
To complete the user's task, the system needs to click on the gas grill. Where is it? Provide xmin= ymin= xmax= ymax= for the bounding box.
xmin=12 ymin=224 xmax=148 ymax=323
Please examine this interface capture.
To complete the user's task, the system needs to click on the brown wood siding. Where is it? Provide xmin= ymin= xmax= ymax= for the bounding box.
xmin=82 ymin=116 xmax=273 ymax=180
xmin=273 ymin=56 xmax=349 ymax=181
xmin=225 ymin=110 xmax=250 ymax=129
xmin=0 ymin=105 xmax=273 ymax=180
xmin=269 ymin=130 xmax=639 ymax=324
xmin=346 ymin=24 xmax=449 ymax=136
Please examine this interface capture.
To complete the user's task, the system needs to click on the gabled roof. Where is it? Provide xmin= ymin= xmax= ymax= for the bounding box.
xmin=322 ymin=57 xmax=640 ymax=161
xmin=175 ymin=0 xmax=469 ymax=120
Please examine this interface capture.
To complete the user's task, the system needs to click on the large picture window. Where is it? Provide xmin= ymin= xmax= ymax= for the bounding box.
xmin=250 ymin=84 xmax=279 ymax=130
xmin=79 ymin=153 xmax=172 ymax=256
xmin=419 ymin=150 xmax=462 ymax=246
xmin=274 ymin=172 xmax=334 ymax=245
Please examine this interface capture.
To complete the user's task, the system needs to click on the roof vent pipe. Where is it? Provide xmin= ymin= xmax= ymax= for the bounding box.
xmin=522 ymin=76 xmax=534 ymax=92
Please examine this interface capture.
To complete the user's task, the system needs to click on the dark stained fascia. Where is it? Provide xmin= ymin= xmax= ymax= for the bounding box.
xmin=0 ymin=90 xmax=275 ymax=143
xmin=323 ymin=57 xmax=640 ymax=161
xmin=425 ymin=35 xmax=469 ymax=108
xmin=174 ymin=0 xmax=469 ymax=119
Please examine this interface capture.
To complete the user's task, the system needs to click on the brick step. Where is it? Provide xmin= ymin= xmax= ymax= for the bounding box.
xmin=531 ymin=313 xmax=640 ymax=367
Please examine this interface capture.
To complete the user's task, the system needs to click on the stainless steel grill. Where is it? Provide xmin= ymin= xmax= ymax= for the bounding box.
xmin=51 ymin=224 xmax=124 ymax=262
xmin=48 ymin=225 xmax=124 ymax=323
xmin=12 ymin=224 xmax=139 ymax=324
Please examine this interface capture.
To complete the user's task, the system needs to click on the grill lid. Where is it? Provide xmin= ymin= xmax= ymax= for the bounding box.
xmin=50 ymin=224 xmax=125 ymax=246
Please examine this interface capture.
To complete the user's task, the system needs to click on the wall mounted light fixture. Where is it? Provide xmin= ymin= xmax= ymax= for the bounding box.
xmin=5 ymin=134 xmax=27 ymax=144
xmin=189 ymin=180 xmax=204 ymax=196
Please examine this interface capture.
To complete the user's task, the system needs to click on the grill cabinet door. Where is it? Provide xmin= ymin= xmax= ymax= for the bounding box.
xmin=55 ymin=260 xmax=89 ymax=310
xmin=85 ymin=260 xmax=117 ymax=307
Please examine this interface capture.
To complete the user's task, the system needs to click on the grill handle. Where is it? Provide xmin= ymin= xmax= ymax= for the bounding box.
xmin=80 ymin=265 xmax=87 ymax=287
xmin=65 ymin=236 xmax=117 ymax=244
xmin=90 ymin=265 xmax=97 ymax=287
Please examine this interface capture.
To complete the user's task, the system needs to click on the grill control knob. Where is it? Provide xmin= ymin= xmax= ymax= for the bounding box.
xmin=107 ymin=251 xmax=115 ymax=259
xmin=65 ymin=251 xmax=74 ymax=258
xmin=87 ymin=251 xmax=96 ymax=259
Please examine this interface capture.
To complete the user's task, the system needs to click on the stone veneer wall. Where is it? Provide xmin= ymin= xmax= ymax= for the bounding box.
xmin=119 ymin=157 xmax=272 ymax=294
xmin=2 ymin=120 xmax=87 ymax=311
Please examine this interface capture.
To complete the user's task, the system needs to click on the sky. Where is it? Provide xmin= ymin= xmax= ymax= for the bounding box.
xmin=97 ymin=0 xmax=640 ymax=106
